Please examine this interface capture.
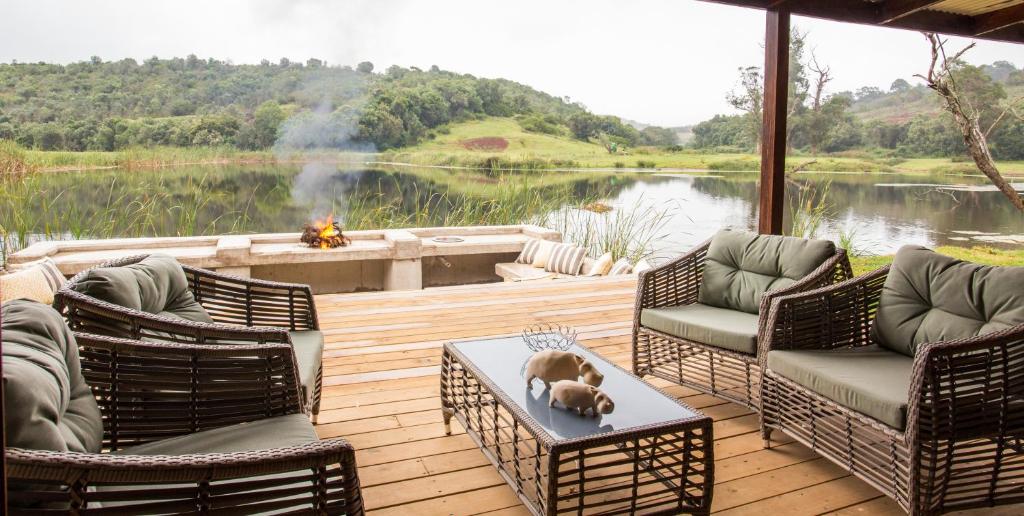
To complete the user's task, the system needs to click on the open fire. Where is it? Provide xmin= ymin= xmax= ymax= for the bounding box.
xmin=301 ymin=214 xmax=351 ymax=250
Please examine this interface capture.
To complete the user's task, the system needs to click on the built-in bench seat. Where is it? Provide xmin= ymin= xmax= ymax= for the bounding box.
xmin=495 ymin=257 xmax=597 ymax=282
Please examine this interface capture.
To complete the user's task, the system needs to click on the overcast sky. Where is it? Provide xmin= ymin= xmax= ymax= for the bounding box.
xmin=2 ymin=0 xmax=1022 ymax=126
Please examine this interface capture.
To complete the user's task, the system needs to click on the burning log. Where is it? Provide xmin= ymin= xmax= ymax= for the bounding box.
xmin=301 ymin=214 xmax=351 ymax=250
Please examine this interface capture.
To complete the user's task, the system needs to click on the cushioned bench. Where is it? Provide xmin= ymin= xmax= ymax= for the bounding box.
xmin=495 ymin=256 xmax=597 ymax=282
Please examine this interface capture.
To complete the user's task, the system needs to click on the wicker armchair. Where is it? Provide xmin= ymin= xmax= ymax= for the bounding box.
xmin=632 ymin=232 xmax=851 ymax=409
xmin=6 ymin=331 xmax=363 ymax=514
xmin=54 ymin=254 xmax=325 ymax=421
xmin=758 ymin=258 xmax=1024 ymax=514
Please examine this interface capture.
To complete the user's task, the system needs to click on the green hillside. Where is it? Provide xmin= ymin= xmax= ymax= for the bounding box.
xmin=379 ymin=117 xmax=1024 ymax=174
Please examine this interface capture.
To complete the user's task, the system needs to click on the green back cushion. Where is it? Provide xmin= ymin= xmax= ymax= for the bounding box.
xmin=698 ymin=229 xmax=836 ymax=314
xmin=2 ymin=300 xmax=102 ymax=453
xmin=872 ymin=246 xmax=1024 ymax=356
xmin=73 ymin=254 xmax=213 ymax=323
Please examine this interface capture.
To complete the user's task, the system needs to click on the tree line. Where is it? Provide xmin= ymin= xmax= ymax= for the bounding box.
xmin=691 ymin=30 xmax=1024 ymax=160
xmin=0 ymin=56 xmax=676 ymax=152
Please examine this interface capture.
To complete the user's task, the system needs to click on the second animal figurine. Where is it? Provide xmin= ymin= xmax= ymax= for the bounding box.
xmin=549 ymin=380 xmax=615 ymax=417
xmin=525 ymin=349 xmax=604 ymax=390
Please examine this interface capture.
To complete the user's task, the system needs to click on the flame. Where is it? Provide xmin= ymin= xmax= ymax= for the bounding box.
xmin=315 ymin=214 xmax=338 ymax=250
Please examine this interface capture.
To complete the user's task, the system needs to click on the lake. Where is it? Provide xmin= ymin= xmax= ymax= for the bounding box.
xmin=2 ymin=163 xmax=1021 ymax=263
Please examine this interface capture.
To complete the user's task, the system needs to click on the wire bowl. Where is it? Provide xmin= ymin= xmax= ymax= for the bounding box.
xmin=521 ymin=323 xmax=578 ymax=352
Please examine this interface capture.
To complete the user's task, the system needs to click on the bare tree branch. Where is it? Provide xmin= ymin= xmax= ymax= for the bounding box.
xmin=918 ymin=32 xmax=1023 ymax=212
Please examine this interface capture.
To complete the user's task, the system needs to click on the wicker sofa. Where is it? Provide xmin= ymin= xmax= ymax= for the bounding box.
xmin=2 ymin=299 xmax=363 ymax=514
xmin=54 ymin=254 xmax=325 ymax=422
xmin=759 ymin=246 xmax=1024 ymax=514
xmin=632 ymin=229 xmax=851 ymax=409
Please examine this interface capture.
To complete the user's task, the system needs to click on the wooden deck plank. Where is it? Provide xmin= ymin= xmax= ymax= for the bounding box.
xmin=312 ymin=277 xmax=1014 ymax=515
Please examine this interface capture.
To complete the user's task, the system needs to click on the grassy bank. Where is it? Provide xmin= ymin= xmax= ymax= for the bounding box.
xmin=1 ymin=142 xmax=378 ymax=174
xmin=7 ymin=117 xmax=1024 ymax=175
xmin=380 ymin=117 xmax=1024 ymax=175
xmin=849 ymin=246 xmax=1024 ymax=276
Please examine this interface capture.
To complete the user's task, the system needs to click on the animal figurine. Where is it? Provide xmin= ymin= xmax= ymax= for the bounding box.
xmin=525 ymin=349 xmax=604 ymax=390
xmin=549 ymin=380 xmax=615 ymax=417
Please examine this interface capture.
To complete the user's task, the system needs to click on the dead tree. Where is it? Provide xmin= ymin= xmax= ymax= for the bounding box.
xmin=916 ymin=33 xmax=1024 ymax=212
xmin=808 ymin=53 xmax=833 ymax=155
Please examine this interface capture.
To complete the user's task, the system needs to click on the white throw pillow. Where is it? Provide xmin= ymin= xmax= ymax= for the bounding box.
xmin=585 ymin=252 xmax=614 ymax=276
xmin=1 ymin=258 xmax=66 ymax=305
xmin=545 ymin=244 xmax=587 ymax=275
xmin=633 ymin=259 xmax=652 ymax=274
xmin=608 ymin=258 xmax=633 ymax=276
xmin=531 ymin=239 xmax=558 ymax=268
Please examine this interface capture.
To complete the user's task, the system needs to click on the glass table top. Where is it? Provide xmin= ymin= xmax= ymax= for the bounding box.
xmin=449 ymin=336 xmax=702 ymax=442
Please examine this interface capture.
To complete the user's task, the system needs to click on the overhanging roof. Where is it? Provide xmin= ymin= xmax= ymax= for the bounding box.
xmin=700 ymin=0 xmax=1024 ymax=44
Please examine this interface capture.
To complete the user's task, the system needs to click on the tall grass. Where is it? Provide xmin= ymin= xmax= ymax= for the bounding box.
xmin=0 ymin=173 xmax=258 ymax=265
xmin=1 ymin=140 xmax=34 ymax=177
xmin=2 ymin=167 xmax=674 ymax=270
xmin=544 ymin=197 xmax=679 ymax=263
xmin=788 ymin=179 xmax=832 ymax=239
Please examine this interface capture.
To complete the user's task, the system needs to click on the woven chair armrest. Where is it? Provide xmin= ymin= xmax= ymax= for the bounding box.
xmin=6 ymin=439 xmax=363 ymax=514
xmin=6 ymin=438 xmax=355 ymax=476
xmin=183 ymin=264 xmax=319 ymax=330
xmin=907 ymin=322 xmax=1024 ymax=444
xmin=61 ymin=290 xmax=293 ymax=344
xmin=75 ymin=333 xmax=305 ymax=448
xmin=636 ymin=239 xmax=711 ymax=311
xmin=758 ymin=265 xmax=889 ymax=364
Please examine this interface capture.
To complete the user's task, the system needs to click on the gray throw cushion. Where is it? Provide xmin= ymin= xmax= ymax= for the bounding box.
xmin=872 ymin=246 xmax=1024 ymax=357
xmin=74 ymin=254 xmax=213 ymax=323
xmin=112 ymin=413 xmax=317 ymax=455
xmin=641 ymin=303 xmax=760 ymax=354
xmin=2 ymin=300 xmax=103 ymax=453
xmin=698 ymin=229 xmax=836 ymax=314
xmin=767 ymin=345 xmax=913 ymax=429
xmin=290 ymin=330 xmax=324 ymax=403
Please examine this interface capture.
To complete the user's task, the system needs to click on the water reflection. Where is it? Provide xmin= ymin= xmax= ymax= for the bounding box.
xmin=3 ymin=164 xmax=1020 ymax=259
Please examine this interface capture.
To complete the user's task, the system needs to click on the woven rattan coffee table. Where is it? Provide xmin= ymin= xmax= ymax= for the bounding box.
xmin=440 ymin=336 xmax=714 ymax=515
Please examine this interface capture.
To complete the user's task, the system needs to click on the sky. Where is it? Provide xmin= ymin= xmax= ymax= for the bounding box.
xmin=2 ymin=0 xmax=1022 ymax=127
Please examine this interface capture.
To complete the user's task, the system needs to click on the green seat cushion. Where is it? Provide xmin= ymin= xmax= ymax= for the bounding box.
xmin=767 ymin=345 xmax=913 ymax=429
xmin=2 ymin=300 xmax=102 ymax=453
xmin=290 ymin=330 xmax=324 ymax=403
xmin=872 ymin=246 xmax=1024 ymax=357
xmin=74 ymin=254 xmax=213 ymax=323
xmin=641 ymin=303 xmax=760 ymax=354
xmin=112 ymin=413 xmax=317 ymax=456
xmin=698 ymin=229 xmax=836 ymax=314
xmin=102 ymin=414 xmax=319 ymax=512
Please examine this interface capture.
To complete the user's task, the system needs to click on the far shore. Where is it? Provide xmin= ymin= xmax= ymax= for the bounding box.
xmin=10 ymin=147 xmax=1024 ymax=178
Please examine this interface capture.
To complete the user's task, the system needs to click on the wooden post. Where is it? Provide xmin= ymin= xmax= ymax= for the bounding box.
xmin=758 ymin=8 xmax=790 ymax=235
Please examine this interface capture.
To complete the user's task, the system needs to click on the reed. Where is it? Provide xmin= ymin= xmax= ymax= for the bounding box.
xmin=788 ymin=179 xmax=832 ymax=239
xmin=544 ymin=197 xmax=679 ymax=263
xmin=0 ymin=172 xmax=259 ymax=265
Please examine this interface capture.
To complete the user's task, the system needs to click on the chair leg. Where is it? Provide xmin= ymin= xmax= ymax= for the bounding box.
xmin=762 ymin=427 xmax=773 ymax=449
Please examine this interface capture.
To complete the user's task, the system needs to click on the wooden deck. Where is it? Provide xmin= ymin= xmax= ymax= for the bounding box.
xmin=312 ymin=276 xmax=1016 ymax=516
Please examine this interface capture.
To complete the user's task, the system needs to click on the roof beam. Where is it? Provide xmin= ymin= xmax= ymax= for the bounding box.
xmin=973 ymin=3 xmax=1024 ymax=36
xmin=695 ymin=1 xmax=1024 ymax=44
xmin=880 ymin=0 xmax=945 ymax=24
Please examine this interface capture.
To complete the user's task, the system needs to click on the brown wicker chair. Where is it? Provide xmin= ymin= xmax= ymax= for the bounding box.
xmin=758 ymin=262 xmax=1024 ymax=514
xmin=54 ymin=254 xmax=325 ymax=422
xmin=6 ymin=332 xmax=363 ymax=514
xmin=632 ymin=232 xmax=851 ymax=410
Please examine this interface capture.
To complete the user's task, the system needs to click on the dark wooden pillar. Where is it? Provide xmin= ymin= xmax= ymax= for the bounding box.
xmin=758 ymin=8 xmax=790 ymax=235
